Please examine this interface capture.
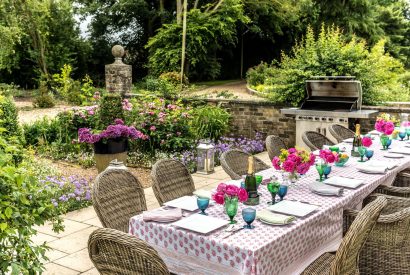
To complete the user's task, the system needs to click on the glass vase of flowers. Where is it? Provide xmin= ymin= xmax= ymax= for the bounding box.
xmin=375 ymin=115 xmax=394 ymax=150
xmin=272 ymin=148 xmax=315 ymax=186
xmin=212 ymin=183 xmax=248 ymax=224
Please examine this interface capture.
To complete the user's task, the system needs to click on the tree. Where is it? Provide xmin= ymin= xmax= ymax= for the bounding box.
xmin=146 ymin=0 xmax=249 ymax=80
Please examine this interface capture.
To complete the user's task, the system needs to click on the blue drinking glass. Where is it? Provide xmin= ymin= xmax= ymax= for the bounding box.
xmin=365 ymin=149 xmax=374 ymax=160
xmin=399 ymin=132 xmax=406 ymax=141
xmin=323 ymin=165 xmax=332 ymax=179
xmin=386 ymin=139 xmax=392 ymax=149
xmin=278 ymin=185 xmax=288 ymax=201
xmin=242 ymin=208 xmax=256 ymax=229
xmin=406 ymin=128 xmax=410 ymax=140
xmin=197 ymin=197 xmax=209 ymax=215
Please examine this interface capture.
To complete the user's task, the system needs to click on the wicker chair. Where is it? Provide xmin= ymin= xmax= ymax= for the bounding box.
xmin=266 ymin=135 xmax=287 ymax=160
xmin=302 ymin=196 xmax=387 ymax=275
xmin=220 ymin=149 xmax=270 ymax=180
xmin=88 ymin=228 xmax=169 ymax=275
xmin=393 ymin=171 xmax=410 ymax=187
xmin=92 ymin=168 xmax=147 ymax=233
xmin=373 ymin=184 xmax=410 ymax=198
xmin=302 ymin=131 xmax=335 ymax=151
xmin=343 ymin=194 xmax=410 ymax=275
xmin=151 ymin=159 xmax=195 ymax=206
xmin=328 ymin=124 xmax=355 ymax=143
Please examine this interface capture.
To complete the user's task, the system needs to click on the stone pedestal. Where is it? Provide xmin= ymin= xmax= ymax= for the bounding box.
xmin=105 ymin=45 xmax=132 ymax=95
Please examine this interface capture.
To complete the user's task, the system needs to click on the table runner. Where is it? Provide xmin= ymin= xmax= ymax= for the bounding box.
xmin=129 ymin=138 xmax=410 ymax=275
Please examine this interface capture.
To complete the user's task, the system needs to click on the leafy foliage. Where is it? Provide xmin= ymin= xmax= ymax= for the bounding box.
xmin=33 ymin=81 xmax=56 ymax=108
xmin=190 ymin=105 xmax=231 ymax=141
xmin=248 ymin=26 xmax=410 ymax=106
xmin=98 ymin=94 xmax=124 ymax=128
xmin=0 ymin=95 xmax=21 ymax=140
xmin=0 ymin=136 xmax=64 ymax=274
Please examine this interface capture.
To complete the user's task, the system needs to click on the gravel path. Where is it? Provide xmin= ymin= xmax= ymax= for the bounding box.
xmin=189 ymin=80 xmax=266 ymax=101
xmin=15 ymin=98 xmax=72 ymax=125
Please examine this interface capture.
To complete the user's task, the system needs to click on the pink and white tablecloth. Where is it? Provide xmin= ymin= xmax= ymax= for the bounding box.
xmin=129 ymin=138 xmax=410 ymax=275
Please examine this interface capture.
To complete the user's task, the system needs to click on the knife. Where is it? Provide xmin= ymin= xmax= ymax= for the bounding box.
xmin=221 ymin=227 xmax=244 ymax=239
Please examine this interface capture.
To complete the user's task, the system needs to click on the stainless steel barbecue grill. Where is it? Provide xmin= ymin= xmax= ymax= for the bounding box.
xmin=281 ymin=76 xmax=378 ymax=148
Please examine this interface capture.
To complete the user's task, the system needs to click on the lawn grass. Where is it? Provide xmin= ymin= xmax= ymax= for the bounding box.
xmin=192 ymin=79 xmax=242 ymax=87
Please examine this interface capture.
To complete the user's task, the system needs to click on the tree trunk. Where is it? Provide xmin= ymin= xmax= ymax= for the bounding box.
xmin=180 ymin=0 xmax=188 ymax=83
xmin=176 ymin=0 xmax=182 ymax=25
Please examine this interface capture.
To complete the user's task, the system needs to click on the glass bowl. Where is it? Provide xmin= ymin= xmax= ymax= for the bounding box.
xmin=335 ymin=157 xmax=349 ymax=167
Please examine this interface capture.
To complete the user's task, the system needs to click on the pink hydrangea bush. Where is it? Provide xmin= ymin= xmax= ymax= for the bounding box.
xmin=272 ymin=147 xmax=315 ymax=175
xmin=212 ymin=183 xmax=248 ymax=205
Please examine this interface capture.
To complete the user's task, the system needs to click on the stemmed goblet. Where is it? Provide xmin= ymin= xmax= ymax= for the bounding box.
xmin=399 ymin=131 xmax=406 ymax=141
xmin=278 ymin=185 xmax=288 ymax=201
xmin=316 ymin=163 xmax=326 ymax=182
xmin=242 ymin=208 xmax=256 ymax=229
xmin=358 ymin=146 xmax=367 ymax=162
xmin=197 ymin=197 xmax=210 ymax=215
xmin=365 ymin=149 xmax=374 ymax=161
xmin=323 ymin=165 xmax=332 ymax=179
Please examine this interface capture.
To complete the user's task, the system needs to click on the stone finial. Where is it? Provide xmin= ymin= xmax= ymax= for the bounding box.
xmin=112 ymin=45 xmax=125 ymax=64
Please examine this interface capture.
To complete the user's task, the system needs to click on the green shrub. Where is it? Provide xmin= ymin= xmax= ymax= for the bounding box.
xmin=190 ymin=105 xmax=230 ymax=141
xmin=0 ymin=136 xmax=64 ymax=274
xmin=0 ymin=83 xmax=20 ymax=97
xmin=33 ymin=81 xmax=56 ymax=108
xmin=144 ymin=77 xmax=179 ymax=98
xmin=0 ymin=95 xmax=22 ymax=139
xmin=159 ymin=72 xmax=189 ymax=86
xmin=247 ymin=25 xmax=410 ymax=106
xmin=246 ymin=62 xmax=273 ymax=87
xmin=98 ymin=94 xmax=124 ymax=128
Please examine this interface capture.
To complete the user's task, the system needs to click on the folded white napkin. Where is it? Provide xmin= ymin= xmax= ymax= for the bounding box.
xmin=142 ymin=208 xmax=182 ymax=222
xmin=357 ymin=165 xmax=388 ymax=174
xmin=309 ymin=182 xmax=343 ymax=196
xmin=390 ymin=148 xmax=410 ymax=155
xmin=257 ymin=209 xmax=295 ymax=225
xmin=367 ymin=160 xmax=397 ymax=170
xmin=193 ymin=189 xmax=212 ymax=199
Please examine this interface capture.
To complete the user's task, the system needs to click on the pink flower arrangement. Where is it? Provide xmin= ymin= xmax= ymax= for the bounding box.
xmin=212 ymin=183 xmax=248 ymax=205
xmin=319 ymin=149 xmax=339 ymax=164
xmin=362 ymin=136 xmax=372 ymax=147
xmin=272 ymin=148 xmax=315 ymax=175
xmin=375 ymin=119 xmax=394 ymax=135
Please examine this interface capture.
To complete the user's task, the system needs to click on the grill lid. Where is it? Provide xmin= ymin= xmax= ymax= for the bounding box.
xmin=300 ymin=76 xmax=362 ymax=111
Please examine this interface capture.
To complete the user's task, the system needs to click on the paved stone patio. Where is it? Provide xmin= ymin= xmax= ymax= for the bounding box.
xmin=35 ymin=152 xmax=270 ymax=274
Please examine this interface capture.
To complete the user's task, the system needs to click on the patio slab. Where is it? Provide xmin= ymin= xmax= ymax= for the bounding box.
xmin=48 ymin=226 xmax=96 ymax=254
xmin=54 ymin=248 xmax=94 ymax=272
xmin=43 ymin=263 xmax=79 ymax=275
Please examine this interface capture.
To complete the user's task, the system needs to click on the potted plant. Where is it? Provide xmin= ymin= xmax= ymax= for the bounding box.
xmin=78 ymin=119 xmax=147 ymax=172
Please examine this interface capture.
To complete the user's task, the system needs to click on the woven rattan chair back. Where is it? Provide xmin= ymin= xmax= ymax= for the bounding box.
xmin=266 ymin=135 xmax=287 ymax=160
xmin=302 ymin=131 xmax=335 ymax=151
xmin=92 ymin=169 xmax=147 ymax=233
xmin=220 ymin=149 xmax=270 ymax=180
xmin=88 ymin=228 xmax=169 ymax=275
xmin=330 ymin=196 xmax=387 ymax=274
xmin=151 ymin=159 xmax=195 ymax=206
xmin=329 ymin=124 xmax=355 ymax=143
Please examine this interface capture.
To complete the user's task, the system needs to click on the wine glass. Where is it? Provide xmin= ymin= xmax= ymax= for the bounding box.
xmin=399 ymin=131 xmax=406 ymax=141
xmin=365 ymin=149 xmax=374 ymax=161
xmin=386 ymin=139 xmax=392 ymax=149
xmin=197 ymin=197 xmax=209 ymax=215
xmin=323 ymin=165 xmax=332 ymax=179
xmin=316 ymin=163 xmax=325 ymax=182
xmin=358 ymin=146 xmax=367 ymax=162
xmin=255 ymin=175 xmax=263 ymax=190
xmin=242 ymin=208 xmax=256 ymax=229
xmin=406 ymin=128 xmax=410 ymax=140
xmin=278 ymin=185 xmax=288 ymax=201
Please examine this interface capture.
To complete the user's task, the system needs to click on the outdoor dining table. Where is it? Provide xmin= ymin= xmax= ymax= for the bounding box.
xmin=129 ymin=137 xmax=410 ymax=275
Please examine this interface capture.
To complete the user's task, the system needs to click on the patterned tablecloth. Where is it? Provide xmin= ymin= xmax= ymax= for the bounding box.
xmin=129 ymin=138 xmax=410 ymax=275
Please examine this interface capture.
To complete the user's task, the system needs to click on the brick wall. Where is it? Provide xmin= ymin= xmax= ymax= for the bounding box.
xmin=188 ymin=98 xmax=296 ymax=146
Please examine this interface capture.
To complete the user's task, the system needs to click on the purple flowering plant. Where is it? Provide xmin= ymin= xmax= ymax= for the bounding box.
xmin=41 ymin=175 xmax=93 ymax=212
xmin=78 ymin=119 xmax=148 ymax=144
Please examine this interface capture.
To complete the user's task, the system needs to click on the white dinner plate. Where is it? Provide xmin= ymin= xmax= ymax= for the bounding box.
xmin=323 ymin=176 xmax=364 ymax=189
xmin=163 ymin=196 xmax=199 ymax=211
xmin=268 ymin=200 xmax=319 ymax=217
xmin=384 ymin=153 xmax=404 ymax=159
xmin=258 ymin=218 xmax=294 ymax=226
xmin=172 ymin=214 xmax=229 ymax=234
xmin=390 ymin=148 xmax=410 ymax=155
xmin=367 ymin=160 xmax=397 ymax=170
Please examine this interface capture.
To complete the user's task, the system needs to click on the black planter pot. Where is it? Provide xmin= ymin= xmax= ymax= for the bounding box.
xmin=93 ymin=138 xmax=128 ymax=154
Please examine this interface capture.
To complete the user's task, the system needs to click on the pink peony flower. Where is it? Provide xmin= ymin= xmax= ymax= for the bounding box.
xmin=325 ymin=154 xmax=335 ymax=163
xmin=288 ymin=148 xmax=297 ymax=154
xmin=238 ymin=188 xmax=248 ymax=202
xmin=150 ymin=126 xmax=156 ymax=131
xmin=282 ymin=160 xmax=296 ymax=173
xmin=272 ymin=157 xmax=281 ymax=170
xmin=212 ymin=192 xmax=225 ymax=205
xmin=225 ymin=185 xmax=239 ymax=197
xmin=216 ymin=183 xmax=226 ymax=193
xmin=309 ymin=154 xmax=316 ymax=165
xmin=384 ymin=122 xmax=394 ymax=135
xmin=362 ymin=136 xmax=372 ymax=147
xmin=287 ymin=154 xmax=301 ymax=164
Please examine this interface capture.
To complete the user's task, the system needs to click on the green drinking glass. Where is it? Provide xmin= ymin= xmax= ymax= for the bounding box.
xmin=316 ymin=163 xmax=326 ymax=182
xmin=380 ymin=135 xmax=389 ymax=150
xmin=224 ymin=196 xmax=238 ymax=224
xmin=358 ymin=146 xmax=367 ymax=162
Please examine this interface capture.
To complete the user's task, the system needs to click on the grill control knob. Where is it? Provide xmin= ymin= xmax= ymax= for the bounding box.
xmin=321 ymin=117 xmax=327 ymax=121
xmin=328 ymin=118 xmax=333 ymax=122
xmin=308 ymin=117 xmax=313 ymax=120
